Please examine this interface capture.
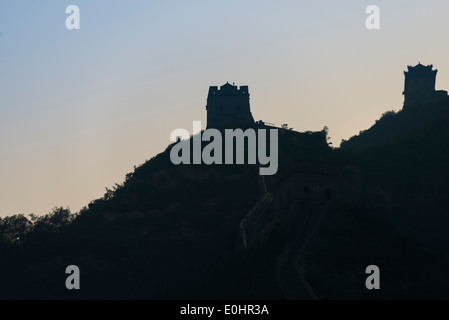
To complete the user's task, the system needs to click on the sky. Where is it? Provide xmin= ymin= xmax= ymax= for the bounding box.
xmin=1 ymin=0 xmax=449 ymax=217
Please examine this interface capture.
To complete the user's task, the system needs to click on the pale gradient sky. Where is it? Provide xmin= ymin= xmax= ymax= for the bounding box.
xmin=1 ymin=0 xmax=449 ymax=217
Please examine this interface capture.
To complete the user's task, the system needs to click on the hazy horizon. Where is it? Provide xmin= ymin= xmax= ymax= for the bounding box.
xmin=1 ymin=0 xmax=449 ymax=217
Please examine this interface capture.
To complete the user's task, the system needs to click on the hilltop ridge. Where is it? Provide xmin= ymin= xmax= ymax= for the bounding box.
xmin=2 ymin=71 xmax=449 ymax=299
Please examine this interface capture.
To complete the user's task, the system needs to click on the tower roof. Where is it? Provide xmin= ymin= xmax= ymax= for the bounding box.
xmin=220 ymin=82 xmax=237 ymax=91
xmin=406 ymin=63 xmax=435 ymax=72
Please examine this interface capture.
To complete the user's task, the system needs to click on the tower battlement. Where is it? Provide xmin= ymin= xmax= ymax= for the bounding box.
xmin=208 ymin=84 xmax=249 ymax=95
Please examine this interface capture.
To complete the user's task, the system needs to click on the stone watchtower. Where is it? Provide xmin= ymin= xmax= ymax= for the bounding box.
xmin=206 ymin=82 xmax=255 ymax=129
xmin=403 ymin=63 xmax=448 ymax=108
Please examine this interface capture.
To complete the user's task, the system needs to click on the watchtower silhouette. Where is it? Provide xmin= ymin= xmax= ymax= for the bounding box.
xmin=206 ymin=82 xmax=255 ymax=129
xmin=403 ymin=63 xmax=448 ymax=108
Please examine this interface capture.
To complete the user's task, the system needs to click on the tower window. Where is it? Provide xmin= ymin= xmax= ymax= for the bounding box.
xmin=325 ymin=188 xmax=332 ymax=199
xmin=236 ymin=105 xmax=240 ymax=111
xmin=219 ymin=106 xmax=223 ymax=111
xmin=304 ymin=185 xmax=310 ymax=193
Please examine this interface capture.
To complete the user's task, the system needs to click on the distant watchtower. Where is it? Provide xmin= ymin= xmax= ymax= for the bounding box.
xmin=206 ymin=82 xmax=255 ymax=129
xmin=403 ymin=63 xmax=439 ymax=108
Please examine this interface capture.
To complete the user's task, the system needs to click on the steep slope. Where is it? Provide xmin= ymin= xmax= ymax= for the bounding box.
xmin=2 ymin=112 xmax=449 ymax=299
xmin=0 ymin=129 xmax=331 ymax=299
xmin=341 ymin=104 xmax=449 ymax=247
xmin=298 ymin=103 xmax=449 ymax=299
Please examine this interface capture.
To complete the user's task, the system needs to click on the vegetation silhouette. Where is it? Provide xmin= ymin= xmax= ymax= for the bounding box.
xmin=1 ymin=100 xmax=449 ymax=299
